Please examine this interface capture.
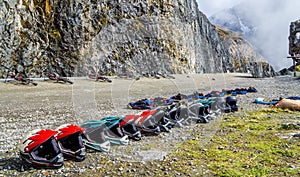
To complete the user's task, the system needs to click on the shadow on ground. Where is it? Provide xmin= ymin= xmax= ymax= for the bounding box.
xmin=0 ymin=157 xmax=29 ymax=172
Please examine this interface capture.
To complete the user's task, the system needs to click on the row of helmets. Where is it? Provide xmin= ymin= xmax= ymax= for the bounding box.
xmin=19 ymin=124 xmax=85 ymax=168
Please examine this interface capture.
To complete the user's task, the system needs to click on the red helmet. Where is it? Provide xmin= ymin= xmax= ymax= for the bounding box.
xmin=55 ymin=124 xmax=86 ymax=162
xmin=19 ymin=129 xmax=64 ymax=168
xmin=126 ymin=110 xmax=160 ymax=135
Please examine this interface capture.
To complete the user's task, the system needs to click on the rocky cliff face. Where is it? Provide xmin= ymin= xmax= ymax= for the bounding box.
xmin=0 ymin=0 xmax=274 ymax=78
xmin=215 ymin=26 xmax=274 ymax=77
xmin=289 ymin=19 xmax=300 ymax=58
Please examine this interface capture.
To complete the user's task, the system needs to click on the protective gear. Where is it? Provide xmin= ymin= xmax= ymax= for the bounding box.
xmin=96 ymin=116 xmax=141 ymax=141
xmin=165 ymin=104 xmax=189 ymax=127
xmin=226 ymin=96 xmax=238 ymax=112
xmin=151 ymin=109 xmax=174 ymax=132
xmin=140 ymin=118 xmax=160 ymax=135
xmin=188 ymin=103 xmax=210 ymax=123
xmin=55 ymin=124 xmax=86 ymax=162
xmin=120 ymin=117 xmax=142 ymax=141
xmin=93 ymin=117 xmax=129 ymax=145
xmin=211 ymin=97 xmax=226 ymax=111
xmin=104 ymin=121 xmax=129 ymax=145
xmin=19 ymin=129 xmax=64 ymax=168
xmin=129 ymin=110 xmax=161 ymax=135
xmin=80 ymin=121 xmax=111 ymax=152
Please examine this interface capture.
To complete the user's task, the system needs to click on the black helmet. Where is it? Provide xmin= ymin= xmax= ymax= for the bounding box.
xmin=226 ymin=96 xmax=238 ymax=112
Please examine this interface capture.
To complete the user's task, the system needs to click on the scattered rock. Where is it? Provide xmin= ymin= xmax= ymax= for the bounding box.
xmin=218 ymin=146 xmax=225 ymax=150
xmin=1 ymin=74 xmax=300 ymax=176
xmin=293 ymin=133 xmax=300 ymax=137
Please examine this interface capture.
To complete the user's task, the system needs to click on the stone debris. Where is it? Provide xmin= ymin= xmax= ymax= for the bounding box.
xmin=0 ymin=74 xmax=299 ymax=176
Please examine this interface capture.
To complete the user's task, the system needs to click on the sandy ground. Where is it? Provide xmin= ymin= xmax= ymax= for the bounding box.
xmin=0 ymin=73 xmax=299 ymax=175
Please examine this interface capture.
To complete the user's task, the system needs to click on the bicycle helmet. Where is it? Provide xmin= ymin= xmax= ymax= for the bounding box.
xmin=19 ymin=129 xmax=64 ymax=168
xmin=55 ymin=124 xmax=86 ymax=162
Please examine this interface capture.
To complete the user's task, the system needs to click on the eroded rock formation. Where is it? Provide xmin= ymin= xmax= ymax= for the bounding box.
xmin=0 ymin=0 xmax=274 ymax=78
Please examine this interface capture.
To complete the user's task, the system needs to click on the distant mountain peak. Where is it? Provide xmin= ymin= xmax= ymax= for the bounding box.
xmin=209 ymin=6 xmax=256 ymax=37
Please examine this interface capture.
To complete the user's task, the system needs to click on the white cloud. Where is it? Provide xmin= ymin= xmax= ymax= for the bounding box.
xmin=197 ymin=0 xmax=300 ymax=70
xmin=197 ymin=0 xmax=242 ymax=17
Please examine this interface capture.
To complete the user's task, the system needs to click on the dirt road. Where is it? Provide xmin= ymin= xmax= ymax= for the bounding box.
xmin=0 ymin=73 xmax=299 ymax=175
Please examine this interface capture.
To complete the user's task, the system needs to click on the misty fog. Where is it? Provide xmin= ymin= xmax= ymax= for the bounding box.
xmin=197 ymin=0 xmax=300 ymax=70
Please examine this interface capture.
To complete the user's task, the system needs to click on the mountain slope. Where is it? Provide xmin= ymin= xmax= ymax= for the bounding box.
xmin=209 ymin=2 xmax=295 ymax=71
xmin=210 ymin=6 xmax=256 ymax=38
xmin=0 ymin=0 xmax=274 ymax=78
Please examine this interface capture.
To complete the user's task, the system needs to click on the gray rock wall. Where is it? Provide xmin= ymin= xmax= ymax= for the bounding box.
xmin=289 ymin=19 xmax=300 ymax=61
xmin=216 ymin=26 xmax=275 ymax=77
xmin=0 ymin=0 xmax=274 ymax=78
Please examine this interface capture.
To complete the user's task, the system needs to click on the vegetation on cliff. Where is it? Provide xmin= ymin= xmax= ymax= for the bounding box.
xmin=0 ymin=0 xmax=274 ymax=77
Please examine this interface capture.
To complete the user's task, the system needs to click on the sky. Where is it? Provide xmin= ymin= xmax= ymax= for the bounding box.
xmin=196 ymin=0 xmax=300 ymax=70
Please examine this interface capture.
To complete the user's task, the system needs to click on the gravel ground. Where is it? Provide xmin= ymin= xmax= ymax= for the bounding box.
xmin=0 ymin=73 xmax=299 ymax=176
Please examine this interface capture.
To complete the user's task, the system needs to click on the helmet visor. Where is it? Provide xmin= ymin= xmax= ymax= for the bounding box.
xmin=58 ymin=132 xmax=84 ymax=152
xmin=84 ymin=125 xmax=106 ymax=143
xmin=106 ymin=123 xmax=124 ymax=138
xmin=122 ymin=120 xmax=139 ymax=134
xmin=30 ymin=137 xmax=61 ymax=162
xmin=58 ymin=132 xmax=85 ymax=161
